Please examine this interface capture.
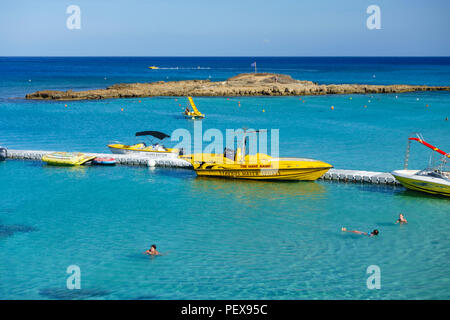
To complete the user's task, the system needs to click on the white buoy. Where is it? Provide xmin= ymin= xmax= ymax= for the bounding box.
xmin=147 ymin=159 xmax=156 ymax=167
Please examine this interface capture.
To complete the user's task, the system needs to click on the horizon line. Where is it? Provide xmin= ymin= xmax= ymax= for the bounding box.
xmin=1 ymin=55 xmax=450 ymax=58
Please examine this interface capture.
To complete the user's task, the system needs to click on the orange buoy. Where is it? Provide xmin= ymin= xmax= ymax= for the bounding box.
xmin=139 ymin=100 xmax=141 ymax=103
xmin=121 ymin=108 xmax=124 ymax=111
xmin=364 ymin=105 xmax=367 ymax=108
xmin=426 ymin=104 xmax=429 ymax=107
xmin=64 ymin=104 xmax=67 ymax=107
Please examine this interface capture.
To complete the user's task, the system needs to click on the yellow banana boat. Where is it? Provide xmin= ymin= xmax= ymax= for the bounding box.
xmin=42 ymin=152 xmax=96 ymax=166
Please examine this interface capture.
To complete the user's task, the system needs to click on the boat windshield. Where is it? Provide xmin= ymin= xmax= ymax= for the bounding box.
xmin=224 ymin=147 xmax=235 ymax=160
xmin=417 ymin=169 xmax=450 ymax=181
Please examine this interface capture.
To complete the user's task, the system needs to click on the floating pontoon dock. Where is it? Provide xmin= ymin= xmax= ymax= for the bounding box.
xmin=320 ymin=169 xmax=400 ymax=185
xmin=3 ymin=149 xmax=401 ymax=185
xmin=5 ymin=149 xmax=192 ymax=168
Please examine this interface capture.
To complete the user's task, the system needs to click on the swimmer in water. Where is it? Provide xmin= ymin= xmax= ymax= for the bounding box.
xmin=144 ymin=244 xmax=160 ymax=256
xmin=395 ymin=213 xmax=408 ymax=224
xmin=341 ymin=227 xmax=379 ymax=237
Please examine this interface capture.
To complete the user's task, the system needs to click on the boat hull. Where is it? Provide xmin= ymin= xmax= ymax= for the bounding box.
xmin=108 ymin=146 xmax=178 ymax=159
xmin=185 ymin=115 xmax=204 ymax=119
xmin=195 ymin=167 xmax=332 ymax=181
xmin=392 ymin=170 xmax=450 ymax=196
xmin=192 ymin=157 xmax=333 ymax=181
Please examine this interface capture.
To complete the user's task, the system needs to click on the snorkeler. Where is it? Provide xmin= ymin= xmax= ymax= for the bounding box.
xmin=341 ymin=227 xmax=379 ymax=237
xmin=395 ymin=213 xmax=408 ymax=224
xmin=144 ymin=244 xmax=160 ymax=256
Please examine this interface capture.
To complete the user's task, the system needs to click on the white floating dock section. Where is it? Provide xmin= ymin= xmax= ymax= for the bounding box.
xmin=4 ymin=149 xmax=400 ymax=185
xmin=6 ymin=149 xmax=192 ymax=168
xmin=320 ymin=169 xmax=400 ymax=185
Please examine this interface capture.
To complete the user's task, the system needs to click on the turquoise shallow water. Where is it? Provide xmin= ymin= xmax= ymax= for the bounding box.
xmin=1 ymin=161 xmax=449 ymax=299
xmin=1 ymin=93 xmax=449 ymax=171
xmin=0 ymin=57 xmax=449 ymax=299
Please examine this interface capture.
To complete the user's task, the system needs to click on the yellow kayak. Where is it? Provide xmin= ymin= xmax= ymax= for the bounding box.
xmin=42 ymin=152 xmax=96 ymax=166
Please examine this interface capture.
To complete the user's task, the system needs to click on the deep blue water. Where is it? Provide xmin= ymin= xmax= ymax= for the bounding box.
xmin=1 ymin=57 xmax=450 ymax=99
xmin=0 ymin=57 xmax=449 ymax=299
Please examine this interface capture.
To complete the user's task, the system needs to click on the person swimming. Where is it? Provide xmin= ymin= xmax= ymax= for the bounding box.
xmin=395 ymin=213 xmax=408 ymax=224
xmin=144 ymin=244 xmax=160 ymax=256
xmin=341 ymin=227 xmax=379 ymax=237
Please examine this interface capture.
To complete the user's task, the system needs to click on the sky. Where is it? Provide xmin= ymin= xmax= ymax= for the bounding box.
xmin=0 ymin=0 xmax=449 ymax=56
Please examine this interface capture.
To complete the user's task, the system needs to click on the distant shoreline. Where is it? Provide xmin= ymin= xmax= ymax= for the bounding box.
xmin=25 ymin=73 xmax=450 ymax=101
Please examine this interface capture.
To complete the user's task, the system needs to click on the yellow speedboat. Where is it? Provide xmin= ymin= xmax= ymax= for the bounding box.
xmin=391 ymin=134 xmax=450 ymax=197
xmin=184 ymin=96 xmax=205 ymax=119
xmin=148 ymin=66 xmax=159 ymax=70
xmin=42 ymin=152 xmax=96 ymax=166
xmin=181 ymin=130 xmax=332 ymax=181
xmin=108 ymin=131 xmax=180 ymax=159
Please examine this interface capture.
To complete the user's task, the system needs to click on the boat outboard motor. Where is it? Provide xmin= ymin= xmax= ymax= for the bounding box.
xmin=0 ymin=147 xmax=7 ymax=161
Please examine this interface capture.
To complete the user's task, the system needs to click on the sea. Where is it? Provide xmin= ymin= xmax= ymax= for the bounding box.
xmin=0 ymin=57 xmax=449 ymax=299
